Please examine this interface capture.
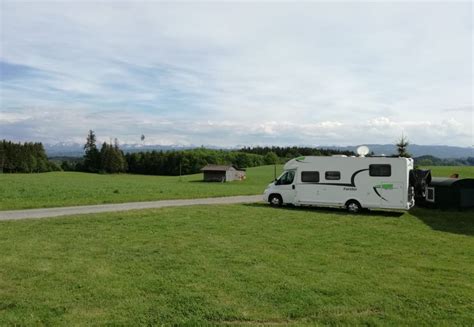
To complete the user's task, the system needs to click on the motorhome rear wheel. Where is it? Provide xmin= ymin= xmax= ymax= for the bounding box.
xmin=346 ymin=200 xmax=362 ymax=213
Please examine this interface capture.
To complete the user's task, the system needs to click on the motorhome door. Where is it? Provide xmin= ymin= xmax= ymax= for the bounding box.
xmin=275 ymin=170 xmax=296 ymax=204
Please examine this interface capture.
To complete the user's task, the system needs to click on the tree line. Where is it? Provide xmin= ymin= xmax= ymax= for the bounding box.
xmin=240 ymin=146 xmax=355 ymax=158
xmin=70 ymin=131 xmax=272 ymax=175
xmin=74 ymin=130 xmax=128 ymax=173
xmin=414 ymin=155 xmax=474 ymax=167
xmin=9 ymin=132 xmax=470 ymax=176
xmin=73 ymin=131 xmax=362 ymax=176
xmin=125 ymin=148 xmax=269 ymax=176
xmin=0 ymin=140 xmax=60 ymax=173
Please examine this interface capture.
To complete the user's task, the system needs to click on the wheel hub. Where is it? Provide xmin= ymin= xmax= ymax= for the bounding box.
xmin=348 ymin=203 xmax=358 ymax=212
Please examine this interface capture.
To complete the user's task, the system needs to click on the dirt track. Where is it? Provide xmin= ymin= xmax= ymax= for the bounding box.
xmin=0 ymin=195 xmax=263 ymax=221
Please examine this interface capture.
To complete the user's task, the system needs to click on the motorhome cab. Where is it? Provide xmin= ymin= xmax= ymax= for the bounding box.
xmin=263 ymin=153 xmax=415 ymax=212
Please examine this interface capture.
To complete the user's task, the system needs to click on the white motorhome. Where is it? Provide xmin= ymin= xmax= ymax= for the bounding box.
xmin=263 ymin=154 xmax=415 ymax=212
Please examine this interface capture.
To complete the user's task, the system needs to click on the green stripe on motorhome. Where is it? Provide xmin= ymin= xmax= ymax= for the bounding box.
xmin=375 ymin=183 xmax=394 ymax=190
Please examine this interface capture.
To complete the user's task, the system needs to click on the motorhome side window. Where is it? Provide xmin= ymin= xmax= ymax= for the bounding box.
xmin=325 ymin=171 xmax=341 ymax=180
xmin=279 ymin=170 xmax=295 ymax=185
xmin=369 ymin=164 xmax=391 ymax=177
xmin=301 ymin=171 xmax=319 ymax=183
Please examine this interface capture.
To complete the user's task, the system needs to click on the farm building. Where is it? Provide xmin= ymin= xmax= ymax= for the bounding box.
xmin=201 ymin=165 xmax=246 ymax=182
xmin=424 ymin=177 xmax=474 ymax=209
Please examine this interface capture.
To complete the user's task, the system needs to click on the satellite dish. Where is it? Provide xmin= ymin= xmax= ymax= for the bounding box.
xmin=356 ymin=145 xmax=370 ymax=157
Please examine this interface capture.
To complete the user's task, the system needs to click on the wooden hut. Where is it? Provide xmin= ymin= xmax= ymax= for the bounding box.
xmin=201 ymin=165 xmax=246 ymax=182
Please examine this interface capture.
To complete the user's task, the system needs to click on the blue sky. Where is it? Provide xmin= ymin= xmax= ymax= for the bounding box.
xmin=0 ymin=1 xmax=472 ymax=147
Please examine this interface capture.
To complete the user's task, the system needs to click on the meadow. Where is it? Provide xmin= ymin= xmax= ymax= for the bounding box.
xmin=0 ymin=165 xmax=281 ymax=210
xmin=0 ymin=165 xmax=472 ymax=210
xmin=0 ymin=204 xmax=472 ymax=325
xmin=421 ymin=165 xmax=474 ymax=179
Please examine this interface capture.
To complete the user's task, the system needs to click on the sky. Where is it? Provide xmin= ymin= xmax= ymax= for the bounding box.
xmin=0 ymin=1 xmax=473 ymax=147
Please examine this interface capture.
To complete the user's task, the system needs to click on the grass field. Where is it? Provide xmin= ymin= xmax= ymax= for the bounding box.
xmin=0 ymin=165 xmax=282 ymax=210
xmin=0 ymin=204 xmax=472 ymax=325
xmin=1 ymin=165 xmax=472 ymax=210
xmin=421 ymin=165 xmax=474 ymax=178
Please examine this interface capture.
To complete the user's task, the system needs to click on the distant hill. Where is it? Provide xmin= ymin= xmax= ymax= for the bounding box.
xmin=413 ymin=155 xmax=474 ymax=166
xmin=44 ymin=143 xmax=84 ymax=157
xmin=325 ymin=144 xmax=473 ymax=159
xmin=45 ymin=142 xmax=473 ymax=159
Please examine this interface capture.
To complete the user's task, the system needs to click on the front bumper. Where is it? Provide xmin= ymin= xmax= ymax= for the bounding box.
xmin=262 ymin=189 xmax=270 ymax=202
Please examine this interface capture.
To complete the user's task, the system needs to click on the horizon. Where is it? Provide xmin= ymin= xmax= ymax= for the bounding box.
xmin=1 ymin=2 xmax=473 ymax=147
xmin=40 ymin=141 xmax=473 ymax=160
xmin=41 ymin=140 xmax=473 ymax=149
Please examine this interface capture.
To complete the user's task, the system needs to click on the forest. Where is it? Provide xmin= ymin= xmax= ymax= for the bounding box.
xmin=0 ymin=140 xmax=60 ymax=173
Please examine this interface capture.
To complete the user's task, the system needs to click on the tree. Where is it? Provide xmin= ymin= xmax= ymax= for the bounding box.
xmin=0 ymin=140 xmax=52 ymax=173
xmin=396 ymin=134 xmax=411 ymax=158
xmin=100 ymin=141 xmax=126 ymax=173
xmin=83 ymin=130 xmax=100 ymax=172
xmin=0 ymin=142 xmax=4 ymax=173
xmin=61 ymin=160 xmax=73 ymax=171
xmin=264 ymin=151 xmax=279 ymax=165
xmin=113 ymin=138 xmax=127 ymax=172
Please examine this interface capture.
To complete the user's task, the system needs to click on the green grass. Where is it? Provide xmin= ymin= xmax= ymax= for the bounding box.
xmin=0 ymin=204 xmax=472 ymax=325
xmin=0 ymin=165 xmax=282 ymax=210
xmin=421 ymin=165 xmax=474 ymax=178
xmin=0 ymin=165 xmax=472 ymax=210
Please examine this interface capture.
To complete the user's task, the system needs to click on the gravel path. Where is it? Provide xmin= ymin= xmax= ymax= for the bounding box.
xmin=0 ymin=195 xmax=263 ymax=221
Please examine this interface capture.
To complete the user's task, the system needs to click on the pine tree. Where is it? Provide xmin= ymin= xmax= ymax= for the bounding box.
xmin=396 ymin=134 xmax=411 ymax=158
xmin=0 ymin=141 xmax=4 ymax=173
xmin=99 ymin=142 xmax=108 ymax=172
xmin=113 ymin=138 xmax=127 ymax=173
xmin=83 ymin=130 xmax=100 ymax=172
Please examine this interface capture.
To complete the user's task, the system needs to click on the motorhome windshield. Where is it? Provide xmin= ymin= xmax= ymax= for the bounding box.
xmin=277 ymin=170 xmax=295 ymax=185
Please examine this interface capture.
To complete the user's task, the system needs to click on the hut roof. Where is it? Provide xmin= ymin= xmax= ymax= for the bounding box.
xmin=201 ymin=164 xmax=235 ymax=172
xmin=201 ymin=164 xmax=246 ymax=172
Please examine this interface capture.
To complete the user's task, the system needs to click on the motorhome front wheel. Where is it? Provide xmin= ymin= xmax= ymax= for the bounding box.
xmin=269 ymin=194 xmax=283 ymax=207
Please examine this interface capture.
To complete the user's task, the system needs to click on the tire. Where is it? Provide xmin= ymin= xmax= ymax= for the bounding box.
xmin=269 ymin=194 xmax=283 ymax=207
xmin=346 ymin=200 xmax=362 ymax=213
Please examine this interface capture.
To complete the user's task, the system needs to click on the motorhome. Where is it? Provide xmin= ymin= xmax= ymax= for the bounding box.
xmin=263 ymin=152 xmax=415 ymax=212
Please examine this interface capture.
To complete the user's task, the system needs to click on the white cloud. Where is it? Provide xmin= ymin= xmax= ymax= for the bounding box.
xmin=0 ymin=112 xmax=31 ymax=124
xmin=0 ymin=1 xmax=472 ymax=146
xmin=1 ymin=107 xmax=471 ymax=147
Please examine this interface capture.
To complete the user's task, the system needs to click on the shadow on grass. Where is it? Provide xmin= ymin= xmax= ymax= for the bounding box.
xmin=243 ymin=202 xmax=404 ymax=218
xmin=187 ymin=180 xmax=235 ymax=184
xmin=246 ymin=203 xmax=474 ymax=235
xmin=410 ymin=206 xmax=474 ymax=236
xmin=188 ymin=180 xmax=253 ymax=184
